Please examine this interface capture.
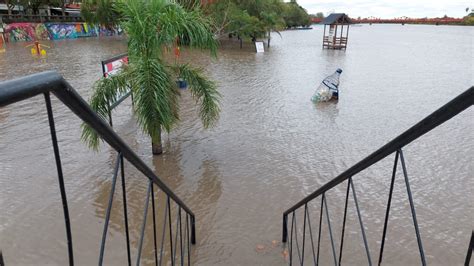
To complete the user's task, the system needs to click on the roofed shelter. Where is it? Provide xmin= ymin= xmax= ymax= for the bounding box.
xmin=321 ymin=13 xmax=352 ymax=50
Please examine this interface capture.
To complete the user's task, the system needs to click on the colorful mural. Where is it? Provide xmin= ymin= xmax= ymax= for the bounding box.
xmin=4 ymin=22 xmax=122 ymax=42
xmin=45 ymin=23 xmax=78 ymax=40
xmin=5 ymin=23 xmax=44 ymax=42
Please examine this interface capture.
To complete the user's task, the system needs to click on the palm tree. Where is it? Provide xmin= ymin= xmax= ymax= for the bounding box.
xmin=81 ymin=0 xmax=220 ymax=154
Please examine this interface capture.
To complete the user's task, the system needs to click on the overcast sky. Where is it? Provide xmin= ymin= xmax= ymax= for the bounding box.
xmin=297 ymin=0 xmax=472 ymax=18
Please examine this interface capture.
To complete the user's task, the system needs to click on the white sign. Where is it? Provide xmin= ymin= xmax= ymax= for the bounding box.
xmin=255 ymin=41 xmax=265 ymax=53
xmin=102 ymin=55 xmax=128 ymax=77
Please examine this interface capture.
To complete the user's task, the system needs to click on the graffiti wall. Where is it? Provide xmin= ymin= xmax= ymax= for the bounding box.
xmin=4 ymin=22 xmax=122 ymax=42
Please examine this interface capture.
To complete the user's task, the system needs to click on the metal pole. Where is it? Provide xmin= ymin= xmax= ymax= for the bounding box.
xmin=324 ymin=194 xmax=338 ymax=266
xmin=399 ymin=149 xmax=426 ymax=266
xmin=350 ymin=178 xmax=372 ymax=266
xmin=136 ymin=181 xmax=152 ymax=266
xmin=316 ymin=196 xmax=324 ymax=265
xmin=338 ymin=178 xmax=351 ymax=265
xmin=120 ymin=154 xmax=132 ymax=266
xmin=44 ymin=92 xmax=74 ymax=266
xmin=302 ymin=204 xmax=307 ymax=266
xmin=378 ymin=151 xmax=399 ymax=265
xmin=99 ymin=153 xmax=121 ymax=265
xmin=305 ymin=207 xmax=317 ymax=265
xmin=168 ymin=197 xmax=174 ymax=266
xmin=151 ymin=184 xmax=158 ymax=266
xmin=465 ymin=231 xmax=473 ymax=266
xmin=158 ymin=198 xmax=169 ymax=266
xmin=190 ymin=215 xmax=196 ymax=245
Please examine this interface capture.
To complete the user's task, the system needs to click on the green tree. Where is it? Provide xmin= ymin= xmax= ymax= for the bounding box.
xmin=81 ymin=0 xmax=121 ymax=27
xmin=282 ymin=0 xmax=310 ymax=28
xmin=82 ymin=0 xmax=220 ymax=154
xmin=49 ymin=0 xmax=67 ymax=16
xmin=206 ymin=0 xmax=263 ymax=40
xmin=4 ymin=0 xmax=15 ymax=16
xmin=260 ymin=10 xmax=285 ymax=47
xmin=315 ymin=12 xmax=324 ymax=19
xmin=19 ymin=0 xmax=48 ymax=14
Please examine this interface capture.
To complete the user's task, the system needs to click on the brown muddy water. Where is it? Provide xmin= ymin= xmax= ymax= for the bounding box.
xmin=0 ymin=24 xmax=473 ymax=265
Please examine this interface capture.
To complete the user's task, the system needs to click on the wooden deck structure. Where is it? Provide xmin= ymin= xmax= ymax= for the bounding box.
xmin=321 ymin=13 xmax=351 ymax=50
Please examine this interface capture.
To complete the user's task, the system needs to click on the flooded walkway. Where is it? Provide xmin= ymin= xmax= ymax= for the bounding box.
xmin=0 ymin=25 xmax=473 ymax=265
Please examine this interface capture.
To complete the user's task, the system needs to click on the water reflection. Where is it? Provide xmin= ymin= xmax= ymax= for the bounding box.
xmin=313 ymin=101 xmax=339 ymax=123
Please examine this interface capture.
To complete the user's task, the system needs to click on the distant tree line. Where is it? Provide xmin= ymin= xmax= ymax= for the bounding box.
xmin=80 ymin=0 xmax=312 ymax=45
xmin=205 ymin=0 xmax=311 ymax=43
xmin=463 ymin=7 xmax=474 ymax=25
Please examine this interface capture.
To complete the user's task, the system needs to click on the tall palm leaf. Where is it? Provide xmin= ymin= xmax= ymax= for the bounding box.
xmin=82 ymin=0 xmax=220 ymax=154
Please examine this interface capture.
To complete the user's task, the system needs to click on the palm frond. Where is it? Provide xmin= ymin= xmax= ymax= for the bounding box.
xmin=158 ymin=4 xmax=218 ymax=56
xmin=132 ymin=57 xmax=179 ymax=140
xmin=81 ymin=72 xmax=130 ymax=149
xmin=83 ymin=0 xmax=221 ymax=152
xmin=174 ymin=64 xmax=220 ymax=128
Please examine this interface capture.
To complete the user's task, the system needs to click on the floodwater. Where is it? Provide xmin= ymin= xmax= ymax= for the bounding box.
xmin=0 ymin=24 xmax=473 ymax=265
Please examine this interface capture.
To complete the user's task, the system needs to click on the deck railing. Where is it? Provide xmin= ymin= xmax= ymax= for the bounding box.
xmin=282 ymin=86 xmax=474 ymax=265
xmin=0 ymin=71 xmax=196 ymax=265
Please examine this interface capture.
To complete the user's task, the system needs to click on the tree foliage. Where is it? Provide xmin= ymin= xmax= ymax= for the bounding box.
xmin=81 ymin=0 xmax=121 ymax=26
xmin=82 ymin=0 xmax=220 ymax=154
xmin=282 ymin=0 xmax=311 ymax=28
xmin=204 ymin=0 xmax=309 ymax=40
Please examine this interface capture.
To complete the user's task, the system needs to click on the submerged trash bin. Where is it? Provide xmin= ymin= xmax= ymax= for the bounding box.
xmin=177 ymin=78 xmax=187 ymax=89
xmin=311 ymin=68 xmax=342 ymax=102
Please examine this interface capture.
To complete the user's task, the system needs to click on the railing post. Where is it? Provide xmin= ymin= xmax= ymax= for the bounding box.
xmin=465 ymin=231 xmax=473 ymax=266
xmin=282 ymin=214 xmax=288 ymax=243
xmin=378 ymin=151 xmax=399 ymax=265
xmin=136 ymin=181 xmax=152 ymax=266
xmin=191 ymin=215 xmax=196 ymax=245
xmin=302 ymin=204 xmax=307 ymax=265
xmin=399 ymin=149 xmax=426 ymax=266
xmin=98 ymin=153 xmax=121 ymax=265
xmin=120 ymin=154 xmax=132 ymax=266
xmin=44 ymin=92 xmax=74 ymax=266
xmin=350 ymin=178 xmax=372 ymax=266
xmin=338 ymin=178 xmax=351 ymax=265
xmin=323 ymin=194 xmax=338 ymax=266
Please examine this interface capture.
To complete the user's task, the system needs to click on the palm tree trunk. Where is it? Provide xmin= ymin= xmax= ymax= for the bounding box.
xmin=151 ymin=128 xmax=163 ymax=155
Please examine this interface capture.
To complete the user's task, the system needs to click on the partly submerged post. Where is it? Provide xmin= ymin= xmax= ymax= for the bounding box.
xmin=321 ymin=13 xmax=351 ymax=50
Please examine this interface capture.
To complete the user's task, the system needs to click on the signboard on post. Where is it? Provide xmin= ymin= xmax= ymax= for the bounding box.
xmin=102 ymin=53 xmax=129 ymax=77
xmin=255 ymin=41 xmax=265 ymax=53
xmin=101 ymin=53 xmax=130 ymax=126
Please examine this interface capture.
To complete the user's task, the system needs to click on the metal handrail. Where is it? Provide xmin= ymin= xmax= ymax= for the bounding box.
xmin=0 ymin=71 xmax=194 ymax=216
xmin=282 ymin=86 xmax=473 ymax=265
xmin=0 ymin=71 xmax=196 ymax=264
xmin=283 ymin=86 xmax=473 ymax=216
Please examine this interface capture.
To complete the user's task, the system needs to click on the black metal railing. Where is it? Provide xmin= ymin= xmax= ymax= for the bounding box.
xmin=0 ymin=71 xmax=196 ymax=265
xmin=282 ymin=86 xmax=474 ymax=265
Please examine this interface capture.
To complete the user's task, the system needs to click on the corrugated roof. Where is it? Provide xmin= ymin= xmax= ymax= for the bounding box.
xmin=321 ymin=13 xmax=351 ymax=25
